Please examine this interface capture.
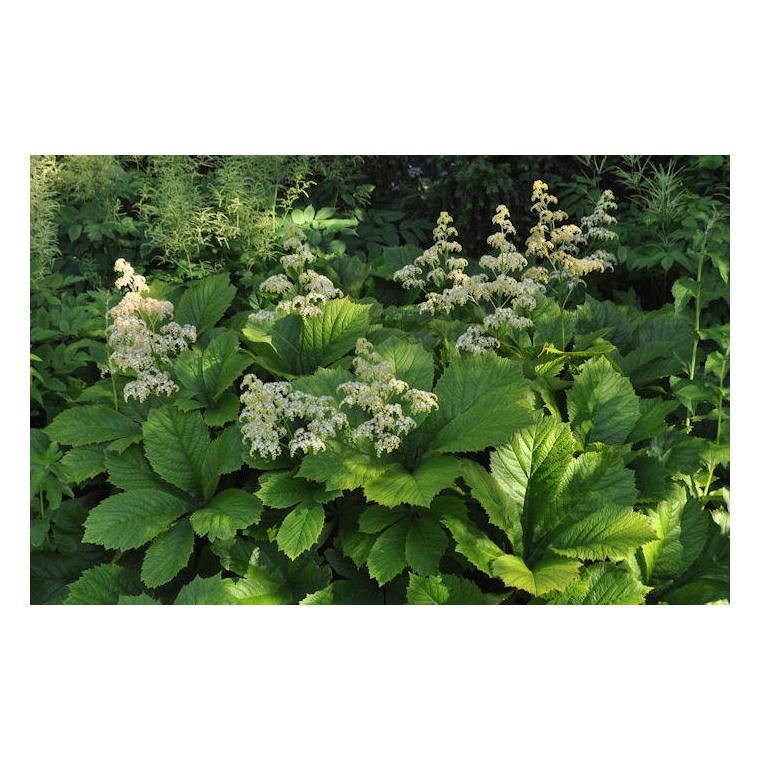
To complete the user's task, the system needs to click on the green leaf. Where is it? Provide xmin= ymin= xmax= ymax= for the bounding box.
xmin=175 ymin=272 xmax=236 ymax=335
xmin=363 ymin=456 xmax=461 ymax=508
xmin=301 ymin=579 xmax=383 ymax=605
xmin=405 ymin=513 xmax=449 ymax=576
xmin=424 ymin=353 xmax=533 ymax=453
xmin=407 ymin=574 xmax=488 ymax=605
xmin=541 ymin=563 xmax=652 ymax=605
xmin=143 ymin=406 xmax=209 ymax=498
xmin=461 ymin=460 xmax=516 ymax=538
xmin=61 ymin=445 xmax=106 ymax=484
xmin=566 ymin=356 xmax=639 ymax=447
xmin=442 ymin=516 xmax=504 ymax=574
xmin=490 ymin=554 xmax=580 ymax=597
xmin=65 ymin=564 xmax=144 ymax=605
xmin=550 ymin=509 xmax=656 ymax=561
xmin=367 ymin=519 xmax=410 ymax=585
xmin=297 ymin=297 xmax=373 ymax=373
xmin=200 ymin=424 xmax=242 ymax=500
xmin=118 ymin=593 xmax=161 ymax=605
xmin=298 ymin=439 xmax=389 ymax=491
xmin=174 ymin=331 xmax=252 ymax=404
xmin=173 ymin=573 xmax=230 ymax=605
xmin=141 ymin=518 xmax=195 ymax=588
xmin=105 ymin=445 xmax=166 ymax=491
xmin=46 ymin=406 xmax=142 ymax=446
xmin=191 ymin=489 xmax=264 ymax=541
xmin=276 ymin=502 xmax=326 ymax=559
xmin=641 ymin=486 xmax=712 ymax=584
xmin=489 ymin=416 xmax=576 ymax=555
xmin=257 ymin=469 xmax=323 ymax=509
xmin=83 ymin=489 xmax=190 ymax=551
xmin=374 ymin=335 xmax=434 ymax=392
xmin=627 ymin=398 xmax=680 ymax=444
xmin=203 ymin=392 xmax=241 ymax=428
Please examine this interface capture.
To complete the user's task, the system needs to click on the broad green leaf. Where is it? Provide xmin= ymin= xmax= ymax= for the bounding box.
xmin=83 ymin=489 xmax=190 ymax=551
xmin=641 ymin=486 xmax=712 ymax=584
xmin=297 ymin=297 xmax=373 ymax=373
xmin=424 ymin=353 xmax=533 ymax=453
xmin=550 ymin=509 xmax=656 ymax=561
xmin=200 ymin=424 xmax=243 ymax=500
xmin=143 ymin=406 xmax=209 ymax=498
xmin=541 ymin=563 xmax=652 ymax=605
xmin=175 ymin=272 xmax=236 ymax=335
xmin=442 ymin=516 xmax=504 ymax=574
xmin=191 ymin=489 xmax=264 ymax=542
xmin=358 ymin=504 xmax=400 ymax=534
xmin=405 ymin=513 xmax=449 ymax=576
xmin=489 ymin=416 xmax=576 ymax=555
xmin=229 ymin=546 xmax=331 ymax=604
xmin=574 ymin=296 xmax=634 ymax=352
xmin=276 ymin=502 xmax=326 ymax=559
xmin=61 ymin=445 xmax=106 ymax=484
xmin=490 ymin=554 xmax=580 ymax=597
xmin=105 ymin=445 xmax=166 ymax=491
xmin=407 ymin=574 xmax=488 ymax=605
xmin=298 ymin=440 xmax=389 ymax=491
xmin=374 ymin=335 xmax=434 ymax=392
xmin=203 ymin=392 xmax=240 ymax=428
xmin=173 ymin=573 xmax=230 ymax=605
xmin=141 ymin=518 xmax=195 ymax=588
xmin=174 ymin=331 xmax=252 ymax=404
xmin=257 ymin=469 xmax=323 ymax=509
xmin=363 ymin=456 xmax=461 ymax=508
xmin=627 ymin=398 xmax=680 ymax=444
xmin=301 ymin=579 xmax=383 ymax=605
xmin=367 ymin=519 xmax=410 ymax=585
xmin=118 ymin=593 xmax=161 ymax=605
xmin=64 ymin=564 xmax=143 ymax=605
xmin=46 ymin=405 xmax=141 ymax=446
xmin=566 ymin=356 xmax=639 ymax=447
xmin=461 ymin=460 xmax=516 ymax=539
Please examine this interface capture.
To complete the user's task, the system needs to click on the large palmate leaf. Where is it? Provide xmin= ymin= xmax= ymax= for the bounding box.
xmin=298 ymin=439 xmax=390 ymax=492
xmin=61 ymin=445 xmax=107 ymax=484
xmin=200 ymin=424 xmax=243 ymax=500
xmin=362 ymin=456 xmax=462 ymax=508
xmin=83 ymin=488 xmax=189 ymax=551
xmin=173 ymin=573 xmax=231 ymax=605
xmin=490 ymin=554 xmax=581 ymax=597
xmin=190 ymin=488 xmax=264 ymax=542
xmin=174 ymin=272 xmax=236 ymax=335
xmin=488 ymin=415 xmax=576 ymax=555
xmin=143 ymin=406 xmax=213 ymax=499
xmin=406 ymin=574 xmax=488 ymax=605
xmin=105 ymin=445 xmax=167 ymax=492
xmin=423 ymin=352 xmax=533 ymax=454
xmin=404 ymin=513 xmax=449 ymax=576
xmin=366 ymin=519 xmax=409 ymax=585
xmin=173 ymin=330 xmax=252 ymax=405
xmin=46 ymin=405 xmax=142 ymax=447
xmin=141 ymin=517 xmax=195 ymax=588
xmin=226 ymin=546 xmax=331 ymax=604
xmin=374 ymin=335 xmax=434 ymax=392
xmin=540 ymin=562 xmax=652 ymax=605
xmin=566 ymin=356 xmax=640 ymax=447
xmin=64 ymin=563 xmax=144 ymax=605
xmin=464 ymin=416 xmax=651 ymax=598
xmin=271 ymin=297 xmax=372 ymax=374
xmin=256 ymin=469 xmax=325 ymax=509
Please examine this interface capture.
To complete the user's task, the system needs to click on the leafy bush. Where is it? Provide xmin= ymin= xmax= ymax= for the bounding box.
xmin=31 ymin=160 xmax=730 ymax=605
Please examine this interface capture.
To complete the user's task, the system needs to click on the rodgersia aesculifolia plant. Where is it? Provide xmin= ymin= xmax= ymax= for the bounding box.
xmin=103 ymin=258 xmax=197 ymax=404
xmin=250 ymin=224 xmax=343 ymax=320
xmin=239 ymin=338 xmax=438 ymax=459
xmin=395 ymin=182 xmax=618 ymax=353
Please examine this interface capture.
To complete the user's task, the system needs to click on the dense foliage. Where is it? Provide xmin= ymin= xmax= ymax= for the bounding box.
xmin=30 ymin=155 xmax=729 ymax=605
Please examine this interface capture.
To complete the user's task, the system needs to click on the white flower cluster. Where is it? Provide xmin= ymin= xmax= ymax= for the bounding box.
xmin=394 ymin=207 xmax=549 ymax=354
xmin=105 ymin=259 xmax=197 ymax=402
xmin=238 ymin=338 xmax=438 ymax=460
xmin=336 ymin=338 xmax=438 ymax=456
xmin=250 ymin=225 xmax=343 ymax=321
xmin=526 ymin=181 xmax=617 ymax=293
xmin=239 ymin=374 xmax=349 ymax=459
